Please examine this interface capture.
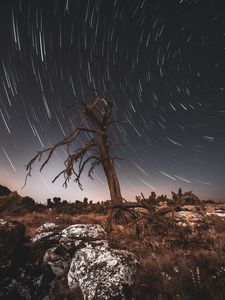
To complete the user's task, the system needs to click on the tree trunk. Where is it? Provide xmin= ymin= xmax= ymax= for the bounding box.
xmin=103 ymin=159 xmax=123 ymax=204
xmin=97 ymin=131 xmax=123 ymax=204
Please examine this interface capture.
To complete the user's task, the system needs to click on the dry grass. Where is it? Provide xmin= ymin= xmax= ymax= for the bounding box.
xmin=3 ymin=210 xmax=75 ymax=236
xmin=72 ymin=213 xmax=107 ymax=227
xmin=3 ymin=210 xmax=108 ymax=237
xmin=135 ymin=249 xmax=225 ymax=300
xmin=106 ymin=213 xmax=225 ymax=300
xmin=1 ymin=206 xmax=225 ymax=300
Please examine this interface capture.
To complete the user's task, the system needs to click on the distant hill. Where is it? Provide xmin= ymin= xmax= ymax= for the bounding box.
xmin=0 ymin=185 xmax=11 ymax=196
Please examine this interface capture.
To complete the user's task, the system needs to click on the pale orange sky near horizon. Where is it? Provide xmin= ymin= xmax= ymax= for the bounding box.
xmin=1 ymin=173 xmax=224 ymax=204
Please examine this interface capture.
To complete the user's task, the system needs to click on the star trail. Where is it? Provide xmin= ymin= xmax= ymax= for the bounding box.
xmin=0 ymin=0 xmax=225 ymax=202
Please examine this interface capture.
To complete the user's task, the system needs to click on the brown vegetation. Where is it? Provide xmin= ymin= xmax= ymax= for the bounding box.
xmin=3 ymin=209 xmax=225 ymax=300
xmin=1 ymin=187 xmax=225 ymax=299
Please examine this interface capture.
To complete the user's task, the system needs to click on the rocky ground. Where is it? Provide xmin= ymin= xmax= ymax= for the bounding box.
xmin=0 ymin=185 xmax=225 ymax=299
xmin=0 ymin=219 xmax=140 ymax=300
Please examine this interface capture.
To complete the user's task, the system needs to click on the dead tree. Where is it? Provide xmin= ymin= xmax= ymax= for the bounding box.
xmin=24 ymin=97 xmax=124 ymax=205
xmin=110 ymin=191 xmax=206 ymax=229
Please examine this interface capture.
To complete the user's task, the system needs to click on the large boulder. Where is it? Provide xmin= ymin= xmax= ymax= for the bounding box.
xmin=60 ymin=223 xmax=107 ymax=241
xmin=32 ymin=223 xmax=139 ymax=299
xmin=68 ymin=244 xmax=139 ymax=300
xmin=41 ymin=224 xmax=109 ymax=279
xmin=59 ymin=223 xmax=108 ymax=252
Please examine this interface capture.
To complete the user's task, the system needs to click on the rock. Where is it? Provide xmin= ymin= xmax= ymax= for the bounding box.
xmin=32 ymin=224 xmax=61 ymax=260
xmin=59 ymin=224 xmax=139 ymax=299
xmin=59 ymin=224 xmax=108 ymax=252
xmin=32 ymin=223 xmax=61 ymax=246
xmin=1 ymin=221 xmax=139 ymax=300
xmin=32 ymin=231 xmax=61 ymax=244
xmin=32 ymin=222 xmax=60 ymax=243
xmin=1 ymin=278 xmax=31 ymax=300
xmin=68 ymin=244 xmax=139 ymax=300
xmin=31 ymin=262 xmax=55 ymax=299
xmin=0 ymin=219 xmax=61 ymax=300
xmin=40 ymin=224 xmax=110 ymax=283
xmin=210 ymin=209 xmax=225 ymax=218
xmin=175 ymin=211 xmax=202 ymax=227
xmin=32 ymin=233 xmax=62 ymax=263
xmin=37 ymin=223 xmax=58 ymax=233
xmin=174 ymin=210 xmax=211 ymax=229
xmin=61 ymin=223 xmax=107 ymax=241
xmin=0 ymin=220 xmax=32 ymax=300
xmin=43 ymin=246 xmax=70 ymax=277
xmin=4 ymin=261 xmax=55 ymax=300
xmin=175 ymin=208 xmax=225 ymax=229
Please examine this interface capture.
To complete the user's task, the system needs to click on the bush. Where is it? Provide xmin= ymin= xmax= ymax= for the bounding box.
xmin=0 ymin=194 xmax=37 ymax=215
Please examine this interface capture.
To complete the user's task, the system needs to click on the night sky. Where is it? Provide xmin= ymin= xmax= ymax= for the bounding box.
xmin=0 ymin=0 xmax=225 ymax=203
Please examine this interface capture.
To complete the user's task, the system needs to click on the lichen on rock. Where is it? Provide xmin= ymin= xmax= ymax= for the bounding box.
xmin=37 ymin=222 xmax=58 ymax=233
xmin=61 ymin=223 xmax=107 ymax=241
xmin=68 ymin=245 xmax=139 ymax=300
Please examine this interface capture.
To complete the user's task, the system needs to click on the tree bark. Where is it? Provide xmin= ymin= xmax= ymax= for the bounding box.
xmin=104 ymin=159 xmax=122 ymax=204
xmin=97 ymin=130 xmax=123 ymax=204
